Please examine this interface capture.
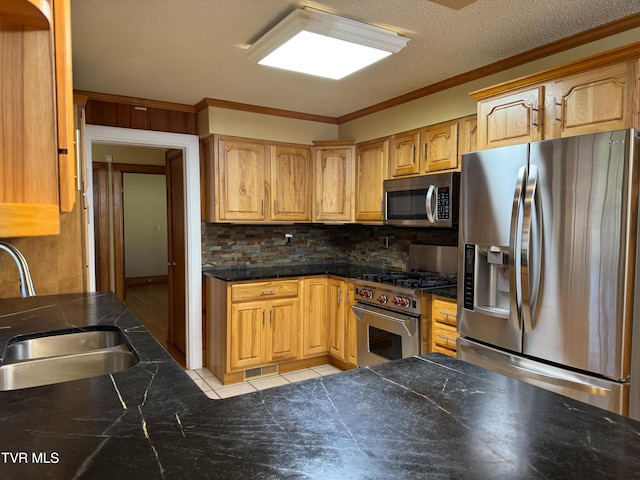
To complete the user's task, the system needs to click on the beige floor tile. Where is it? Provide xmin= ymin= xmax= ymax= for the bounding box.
xmin=203 ymin=375 xmax=225 ymax=390
xmin=282 ymin=369 xmax=321 ymax=383
xmin=311 ymin=364 xmax=343 ymax=376
xmin=185 ymin=370 xmax=200 ymax=380
xmin=249 ymin=375 xmax=290 ymax=391
xmin=216 ymin=382 xmax=258 ymax=399
xmin=195 ymin=368 xmax=216 ymax=379
xmin=191 ymin=377 xmax=212 ymax=392
xmin=203 ymin=389 xmax=221 ymax=400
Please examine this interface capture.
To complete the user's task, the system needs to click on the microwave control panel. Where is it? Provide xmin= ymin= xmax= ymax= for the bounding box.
xmin=437 ymin=186 xmax=450 ymax=219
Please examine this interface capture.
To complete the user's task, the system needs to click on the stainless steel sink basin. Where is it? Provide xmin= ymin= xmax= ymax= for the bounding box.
xmin=3 ymin=329 xmax=126 ymax=363
xmin=0 ymin=328 xmax=139 ymax=391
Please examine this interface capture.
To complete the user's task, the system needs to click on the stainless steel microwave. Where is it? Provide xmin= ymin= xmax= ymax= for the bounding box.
xmin=383 ymin=173 xmax=460 ymax=228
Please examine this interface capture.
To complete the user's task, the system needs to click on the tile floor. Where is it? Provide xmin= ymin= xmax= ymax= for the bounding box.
xmin=186 ymin=364 xmax=343 ymax=400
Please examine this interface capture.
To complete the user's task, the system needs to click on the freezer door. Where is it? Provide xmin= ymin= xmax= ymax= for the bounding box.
xmin=458 ymin=338 xmax=629 ymax=417
xmin=526 ymin=129 xmax=637 ymax=381
xmin=458 ymin=144 xmax=529 ymax=353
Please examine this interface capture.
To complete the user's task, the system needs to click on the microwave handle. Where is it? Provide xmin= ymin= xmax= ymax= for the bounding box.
xmin=425 ymin=185 xmax=436 ymax=223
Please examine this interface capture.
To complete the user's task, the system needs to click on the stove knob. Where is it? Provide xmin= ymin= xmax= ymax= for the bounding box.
xmin=377 ymin=295 xmax=388 ymax=304
xmin=392 ymin=296 xmax=401 ymax=305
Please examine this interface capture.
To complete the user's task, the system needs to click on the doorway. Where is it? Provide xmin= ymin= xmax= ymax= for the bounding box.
xmin=84 ymin=125 xmax=202 ymax=370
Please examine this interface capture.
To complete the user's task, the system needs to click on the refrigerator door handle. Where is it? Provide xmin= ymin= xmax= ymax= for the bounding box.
xmin=509 ymin=165 xmax=527 ymax=331
xmin=521 ymin=165 xmax=542 ymax=333
xmin=425 ymin=185 xmax=436 ymax=223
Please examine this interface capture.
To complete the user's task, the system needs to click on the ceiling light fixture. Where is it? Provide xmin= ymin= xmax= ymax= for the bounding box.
xmin=246 ymin=7 xmax=409 ymax=80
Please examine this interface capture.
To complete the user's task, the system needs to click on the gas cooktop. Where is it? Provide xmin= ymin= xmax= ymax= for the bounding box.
xmin=358 ymin=271 xmax=457 ymax=290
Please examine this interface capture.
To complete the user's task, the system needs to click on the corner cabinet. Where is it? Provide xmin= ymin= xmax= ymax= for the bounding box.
xmin=312 ymin=141 xmax=355 ymax=223
xmin=473 ymin=44 xmax=640 ymax=150
xmin=0 ymin=0 xmax=75 ymax=237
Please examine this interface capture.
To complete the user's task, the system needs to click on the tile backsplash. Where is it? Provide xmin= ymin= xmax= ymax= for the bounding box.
xmin=202 ymin=223 xmax=458 ymax=271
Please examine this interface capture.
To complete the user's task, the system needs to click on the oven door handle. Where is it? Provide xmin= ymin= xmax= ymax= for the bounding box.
xmin=351 ymin=305 xmax=418 ymax=337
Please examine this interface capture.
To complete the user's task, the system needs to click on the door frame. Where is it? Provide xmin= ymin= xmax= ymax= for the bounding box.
xmin=85 ymin=125 xmax=202 ymax=369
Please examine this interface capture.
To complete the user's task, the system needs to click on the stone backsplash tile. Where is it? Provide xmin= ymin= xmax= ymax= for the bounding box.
xmin=202 ymin=223 xmax=457 ymax=271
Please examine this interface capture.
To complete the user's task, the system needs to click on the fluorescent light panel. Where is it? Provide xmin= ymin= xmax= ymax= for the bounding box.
xmin=246 ymin=8 xmax=408 ymax=80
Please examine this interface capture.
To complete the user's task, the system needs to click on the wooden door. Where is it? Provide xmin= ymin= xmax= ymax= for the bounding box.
xmin=92 ymin=164 xmax=110 ymax=292
xmin=422 ymin=121 xmax=459 ymax=173
xmin=312 ymin=145 xmax=354 ymax=222
xmin=229 ymin=301 xmax=266 ymax=371
xmin=267 ymin=297 xmax=299 ymax=363
xmin=270 ymin=144 xmax=311 ymax=221
xmin=549 ymin=62 xmax=633 ymax=138
xmin=459 ymin=115 xmax=478 ymax=158
xmin=355 ymin=139 xmax=388 ymax=223
xmin=477 ymin=86 xmax=544 ymax=149
xmin=327 ymin=278 xmax=346 ymax=360
xmin=166 ymin=149 xmax=186 ymax=355
xmin=302 ymin=277 xmax=328 ymax=357
xmin=216 ymin=137 xmax=266 ymax=221
xmin=390 ymin=130 xmax=420 ymax=177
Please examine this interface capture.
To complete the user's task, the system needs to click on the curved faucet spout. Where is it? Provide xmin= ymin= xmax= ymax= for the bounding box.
xmin=0 ymin=242 xmax=36 ymax=298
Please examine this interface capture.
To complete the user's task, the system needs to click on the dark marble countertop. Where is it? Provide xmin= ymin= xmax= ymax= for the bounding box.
xmin=1 ymin=293 xmax=639 ymax=479
xmin=202 ymin=263 xmax=389 ymax=281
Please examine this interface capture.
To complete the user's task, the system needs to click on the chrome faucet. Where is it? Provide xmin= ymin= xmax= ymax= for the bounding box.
xmin=0 ymin=242 xmax=36 ymax=298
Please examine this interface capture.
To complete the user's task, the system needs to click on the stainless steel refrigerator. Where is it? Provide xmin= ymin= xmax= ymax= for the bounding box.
xmin=457 ymin=128 xmax=640 ymax=420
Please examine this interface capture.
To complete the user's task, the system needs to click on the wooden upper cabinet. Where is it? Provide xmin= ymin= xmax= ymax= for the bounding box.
xmin=459 ymin=115 xmax=478 ymax=157
xmin=0 ymin=0 xmax=74 ymax=237
xmin=473 ymin=44 xmax=640 ymax=150
xmin=355 ymin=138 xmax=389 ymax=223
xmin=390 ymin=130 xmax=420 ymax=177
xmin=270 ymin=144 xmax=311 ymax=222
xmin=215 ymin=137 xmax=267 ymax=221
xmin=421 ymin=120 xmax=459 ymax=173
xmin=476 ymin=86 xmax=544 ymax=150
xmin=312 ymin=141 xmax=355 ymax=223
xmin=549 ymin=62 xmax=634 ymax=138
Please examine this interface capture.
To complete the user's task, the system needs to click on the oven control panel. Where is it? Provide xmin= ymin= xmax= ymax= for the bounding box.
xmin=355 ymin=287 xmax=418 ymax=312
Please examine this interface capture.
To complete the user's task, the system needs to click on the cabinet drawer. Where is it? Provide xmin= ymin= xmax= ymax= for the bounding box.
xmin=231 ymin=280 xmax=299 ymax=302
xmin=434 ymin=322 xmax=458 ymax=350
xmin=432 ymin=298 xmax=457 ymax=327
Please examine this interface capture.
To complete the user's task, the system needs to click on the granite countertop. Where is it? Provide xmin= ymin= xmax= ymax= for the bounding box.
xmin=202 ymin=263 xmax=389 ymax=282
xmin=1 ymin=293 xmax=639 ymax=479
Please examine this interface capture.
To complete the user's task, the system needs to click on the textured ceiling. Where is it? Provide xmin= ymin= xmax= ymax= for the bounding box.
xmin=70 ymin=0 xmax=640 ymax=118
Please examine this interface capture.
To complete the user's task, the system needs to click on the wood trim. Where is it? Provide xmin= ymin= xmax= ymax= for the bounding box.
xmin=195 ymin=97 xmax=338 ymax=125
xmin=311 ymin=139 xmax=355 ymax=147
xmin=112 ymin=163 xmax=166 ymax=175
xmin=338 ymin=13 xmax=640 ymax=123
xmin=74 ymin=90 xmax=197 ymax=113
xmin=112 ymin=170 xmax=125 ymax=300
xmin=0 ymin=203 xmax=60 ymax=237
xmin=470 ymin=41 xmax=640 ymax=100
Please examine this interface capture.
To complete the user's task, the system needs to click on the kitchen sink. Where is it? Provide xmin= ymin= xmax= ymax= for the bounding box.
xmin=0 ymin=328 xmax=139 ymax=391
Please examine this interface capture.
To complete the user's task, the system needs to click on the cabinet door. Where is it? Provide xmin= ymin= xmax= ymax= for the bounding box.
xmin=0 ymin=10 xmax=60 ymax=236
xmin=267 ymin=297 xmax=299 ymax=363
xmin=328 ymin=278 xmax=346 ymax=360
xmin=270 ymin=144 xmax=311 ymax=221
xmin=459 ymin=115 xmax=478 ymax=158
xmin=216 ymin=137 xmax=266 ymax=221
xmin=477 ymin=86 xmax=544 ymax=150
xmin=422 ymin=121 xmax=459 ymax=173
xmin=229 ymin=301 xmax=266 ymax=371
xmin=312 ymin=146 xmax=354 ymax=222
xmin=301 ymin=277 xmax=328 ymax=357
xmin=550 ymin=62 xmax=634 ymax=138
xmin=355 ymin=139 xmax=388 ymax=222
xmin=431 ymin=297 xmax=458 ymax=358
xmin=390 ymin=131 xmax=420 ymax=177
xmin=345 ymin=282 xmax=358 ymax=367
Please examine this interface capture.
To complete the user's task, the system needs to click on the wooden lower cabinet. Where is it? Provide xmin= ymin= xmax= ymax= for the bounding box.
xmin=301 ymin=277 xmax=328 ymax=357
xmin=228 ymin=296 xmax=299 ymax=371
xmin=206 ymin=274 xmax=357 ymax=385
xmin=431 ymin=296 xmax=458 ymax=358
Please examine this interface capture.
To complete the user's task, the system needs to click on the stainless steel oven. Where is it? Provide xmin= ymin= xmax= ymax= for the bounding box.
xmin=384 ymin=173 xmax=460 ymax=228
xmin=351 ymin=245 xmax=458 ymax=367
